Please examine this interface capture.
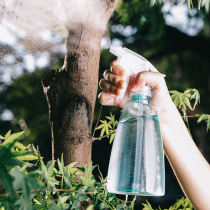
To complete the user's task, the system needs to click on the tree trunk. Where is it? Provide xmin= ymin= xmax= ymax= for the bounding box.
xmin=42 ymin=0 xmax=118 ymax=167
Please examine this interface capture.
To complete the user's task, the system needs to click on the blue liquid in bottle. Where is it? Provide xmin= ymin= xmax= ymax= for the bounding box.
xmin=106 ymin=88 xmax=165 ymax=196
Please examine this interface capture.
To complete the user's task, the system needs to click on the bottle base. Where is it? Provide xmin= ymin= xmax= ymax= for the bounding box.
xmin=107 ymin=188 xmax=165 ymax=196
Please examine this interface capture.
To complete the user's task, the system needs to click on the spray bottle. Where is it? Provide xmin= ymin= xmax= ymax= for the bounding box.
xmin=106 ymin=45 xmax=165 ymax=196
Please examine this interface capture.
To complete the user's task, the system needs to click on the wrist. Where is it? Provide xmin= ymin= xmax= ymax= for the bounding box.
xmin=155 ymin=99 xmax=178 ymax=125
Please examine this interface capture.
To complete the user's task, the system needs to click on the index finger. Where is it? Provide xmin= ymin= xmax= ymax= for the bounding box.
xmin=110 ymin=60 xmax=125 ymax=76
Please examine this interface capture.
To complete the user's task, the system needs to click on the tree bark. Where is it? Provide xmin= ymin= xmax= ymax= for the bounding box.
xmin=42 ymin=0 xmax=118 ymax=167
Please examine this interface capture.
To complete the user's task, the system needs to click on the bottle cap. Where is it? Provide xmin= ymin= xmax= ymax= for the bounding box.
xmin=130 ymin=86 xmax=151 ymax=98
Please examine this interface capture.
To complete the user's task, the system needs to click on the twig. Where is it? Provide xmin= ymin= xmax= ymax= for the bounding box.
xmin=41 ymin=80 xmax=54 ymax=162
xmin=92 ymin=105 xmax=103 ymax=137
xmin=92 ymin=131 xmax=116 ymax=141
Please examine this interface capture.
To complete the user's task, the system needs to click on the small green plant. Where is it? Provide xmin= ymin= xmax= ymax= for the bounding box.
xmin=197 ymin=114 xmax=210 ymax=132
xmin=0 ymin=130 xmax=197 ymax=209
xmin=0 ymin=131 xmax=136 ymax=209
xmin=169 ymin=89 xmax=200 ymax=124
xmin=95 ymin=113 xmax=118 ymax=143
xmin=142 ymin=197 xmax=193 ymax=210
xmin=170 ymin=89 xmax=210 ymax=131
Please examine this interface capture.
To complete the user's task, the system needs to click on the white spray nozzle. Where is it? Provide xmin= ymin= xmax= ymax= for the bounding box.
xmin=109 ymin=45 xmax=159 ymax=100
xmin=110 ymin=45 xmax=126 ymax=56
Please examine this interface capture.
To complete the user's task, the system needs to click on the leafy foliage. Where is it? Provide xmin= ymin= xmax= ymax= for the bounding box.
xmin=115 ymin=0 xmax=165 ymax=42
xmin=0 ymin=131 xmax=196 ymax=209
xmin=197 ymin=114 xmax=210 ymax=131
xmin=169 ymin=89 xmax=200 ymax=124
xmin=95 ymin=113 xmax=118 ymax=143
xmin=0 ymin=137 xmax=23 ymax=195
xmin=0 ymin=130 xmax=38 ymax=195
xmin=142 ymin=197 xmax=193 ymax=210
xmin=172 ymin=197 xmax=193 ymax=209
xmin=0 ymin=131 xmax=137 ymax=209
xmin=0 ymin=130 xmax=38 ymax=162
xmin=142 ymin=200 xmax=153 ymax=210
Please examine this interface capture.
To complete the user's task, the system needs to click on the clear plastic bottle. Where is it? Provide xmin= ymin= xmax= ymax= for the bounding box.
xmin=106 ymin=86 xmax=165 ymax=196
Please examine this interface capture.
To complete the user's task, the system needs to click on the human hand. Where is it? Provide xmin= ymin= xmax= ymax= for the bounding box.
xmin=98 ymin=60 xmax=172 ymax=109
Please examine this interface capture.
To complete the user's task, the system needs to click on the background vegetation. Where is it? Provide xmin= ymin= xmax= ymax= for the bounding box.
xmin=0 ymin=0 xmax=210 ymax=208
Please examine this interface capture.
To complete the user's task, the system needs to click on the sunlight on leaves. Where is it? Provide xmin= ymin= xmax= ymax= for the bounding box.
xmin=170 ymin=88 xmax=200 ymax=124
xmin=95 ymin=113 xmax=118 ymax=143
xmin=197 ymin=114 xmax=210 ymax=131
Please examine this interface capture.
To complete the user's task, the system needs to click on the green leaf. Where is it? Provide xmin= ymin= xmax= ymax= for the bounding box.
xmin=16 ymin=154 xmax=38 ymax=161
xmin=80 ymin=162 xmax=96 ymax=186
xmin=67 ymin=161 xmax=77 ymax=168
xmin=109 ymin=131 xmax=116 ymax=144
xmin=184 ymin=88 xmax=200 ymax=110
xmin=47 ymin=177 xmax=59 ymax=187
xmin=95 ymin=124 xmax=104 ymax=130
xmin=96 ymin=120 xmax=113 ymax=140
xmin=57 ymin=158 xmax=64 ymax=175
xmin=86 ymin=205 xmax=94 ymax=210
xmin=170 ymin=89 xmax=200 ymax=125
xmin=32 ymin=144 xmax=39 ymax=157
xmin=100 ymin=127 xmax=106 ymax=138
xmin=183 ymin=97 xmax=193 ymax=110
xmin=95 ymin=113 xmax=118 ymax=141
xmin=184 ymin=199 xmax=190 ymax=208
xmin=11 ymin=167 xmax=42 ymax=210
xmin=66 ymin=162 xmax=80 ymax=176
xmin=174 ymin=197 xmax=185 ymax=208
xmin=59 ymin=195 xmax=69 ymax=204
xmin=2 ymin=131 xmax=25 ymax=147
xmin=0 ymin=136 xmax=25 ymax=194
xmin=63 ymin=176 xmax=72 ymax=188
xmin=5 ymin=130 xmax=11 ymax=139
xmin=0 ymin=167 xmax=14 ymax=194
xmin=142 ymin=200 xmax=154 ymax=210
xmin=14 ymin=142 xmax=27 ymax=151
xmin=106 ymin=116 xmax=113 ymax=121
xmin=197 ymin=114 xmax=210 ymax=131
xmin=46 ymin=161 xmax=54 ymax=177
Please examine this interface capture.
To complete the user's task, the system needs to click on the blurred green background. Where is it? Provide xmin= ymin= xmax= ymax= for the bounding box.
xmin=0 ymin=0 xmax=210 ymax=208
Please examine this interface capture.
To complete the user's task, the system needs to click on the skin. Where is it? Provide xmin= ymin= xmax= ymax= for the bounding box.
xmin=98 ymin=61 xmax=210 ymax=210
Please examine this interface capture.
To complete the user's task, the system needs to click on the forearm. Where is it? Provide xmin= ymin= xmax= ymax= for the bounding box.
xmin=156 ymin=100 xmax=210 ymax=210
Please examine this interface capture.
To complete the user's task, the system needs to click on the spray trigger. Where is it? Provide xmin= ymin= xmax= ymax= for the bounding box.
xmin=109 ymin=45 xmax=159 ymax=100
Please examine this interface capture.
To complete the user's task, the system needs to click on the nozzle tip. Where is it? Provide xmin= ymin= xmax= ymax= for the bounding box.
xmin=110 ymin=45 xmax=125 ymax=57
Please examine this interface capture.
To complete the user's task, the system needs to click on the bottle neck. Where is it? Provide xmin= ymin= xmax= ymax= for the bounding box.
xmin=130 ymin=92 xmax=151 ymax=104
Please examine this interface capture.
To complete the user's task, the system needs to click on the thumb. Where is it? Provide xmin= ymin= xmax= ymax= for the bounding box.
xmin=129 ymin=71 xmax=166 ymax=92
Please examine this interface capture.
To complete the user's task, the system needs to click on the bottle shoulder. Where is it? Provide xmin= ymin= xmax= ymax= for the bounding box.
xmin=121 ymin=100 xmax=158 ymax=120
